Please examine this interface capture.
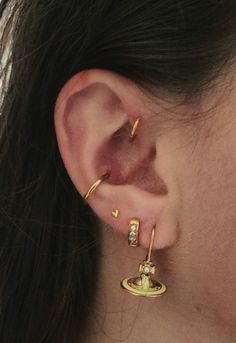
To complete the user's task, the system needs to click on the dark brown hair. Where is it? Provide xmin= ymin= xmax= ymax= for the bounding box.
xmin=1 ymin=1 xmax=236 ymax=342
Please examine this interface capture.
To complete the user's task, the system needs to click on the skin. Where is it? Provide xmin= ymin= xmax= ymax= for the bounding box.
xmin=54 ymin=65 xmax=236 ymax=342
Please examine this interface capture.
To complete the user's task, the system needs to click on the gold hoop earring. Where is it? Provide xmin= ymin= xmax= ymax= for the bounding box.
xmin=121 ymin=226 xmax=167 ymax=297
xmin=83 ymin=172 xmax=110 ymax=200
xmin=129 ymin=118 xmax=140 ymax=142
xmin=128 ymin=219 xmax=140 ymax=247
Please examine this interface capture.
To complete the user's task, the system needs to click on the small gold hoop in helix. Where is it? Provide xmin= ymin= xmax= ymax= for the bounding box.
xmin=129 ymin=118 xmax=140 ymax=142
xmin=83 ymin=172 xmax=110 ymax=201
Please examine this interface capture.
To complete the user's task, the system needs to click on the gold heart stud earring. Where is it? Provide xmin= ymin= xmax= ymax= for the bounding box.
xmin=111 ymin=209 xmax=120 ymax=218
xmin=121 ymin=226 xmax=167 ymax=297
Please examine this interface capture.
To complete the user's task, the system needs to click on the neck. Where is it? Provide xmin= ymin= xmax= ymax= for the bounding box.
xmin=83 ymin=228 xmax=235 ymax=343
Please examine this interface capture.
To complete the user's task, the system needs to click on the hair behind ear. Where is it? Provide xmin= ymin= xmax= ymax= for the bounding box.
xmin=1 ymin=1 xmax=236 ymax=342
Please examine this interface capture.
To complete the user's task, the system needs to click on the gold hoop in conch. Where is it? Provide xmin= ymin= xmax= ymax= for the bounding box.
xmin=83 ymin=172 xmax=110 ymax=201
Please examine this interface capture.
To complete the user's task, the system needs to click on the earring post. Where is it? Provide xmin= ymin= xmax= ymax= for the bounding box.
xmin=147 ymin=227 xmax=155 ymax=262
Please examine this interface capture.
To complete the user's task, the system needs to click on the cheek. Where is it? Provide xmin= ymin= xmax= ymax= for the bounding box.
xmin=178 ymin=127 xmax=236 ymax=324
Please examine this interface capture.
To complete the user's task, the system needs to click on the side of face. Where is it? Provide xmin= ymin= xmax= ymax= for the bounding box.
xmin=159 ymin=79 xmax=236 ymax=329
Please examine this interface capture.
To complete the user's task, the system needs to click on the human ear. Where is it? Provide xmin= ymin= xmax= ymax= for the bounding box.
xmin=54 ymin=68 xmax=180 ymax=249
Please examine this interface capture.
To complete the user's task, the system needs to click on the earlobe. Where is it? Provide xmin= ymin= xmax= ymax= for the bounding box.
xmin=54 ymin=68 xmax=180 ymax=250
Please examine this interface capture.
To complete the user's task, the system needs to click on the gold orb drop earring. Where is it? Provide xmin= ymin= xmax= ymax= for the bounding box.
xmin=121 ymin=226 xmax=167 ymax=297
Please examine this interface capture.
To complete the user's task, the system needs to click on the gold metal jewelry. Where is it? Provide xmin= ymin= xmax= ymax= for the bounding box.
xmin=111 ymin=209 xmax=120 ymax=218
xmin=121 ymin=226 xmax=167 ymax=297
xmin=83 ymin=172 xmax=110 ymax=200
xmin=129 ymin=118 xmax=140 ymax=142
xmin=128 ymin=218 xmax=140 ymax=247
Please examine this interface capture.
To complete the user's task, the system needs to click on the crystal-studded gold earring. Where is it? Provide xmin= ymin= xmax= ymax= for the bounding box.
xmin=128 ymin=219 xmax=140 ymax=247
xmin=121 ymin=226 xmax=167 ymax=297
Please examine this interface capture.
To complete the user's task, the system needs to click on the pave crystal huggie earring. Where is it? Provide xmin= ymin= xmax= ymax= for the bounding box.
xmin=121 ymin=226 xmax=167 ymax=297
xmin=128 ymin=219 xmax=140 ymax=247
